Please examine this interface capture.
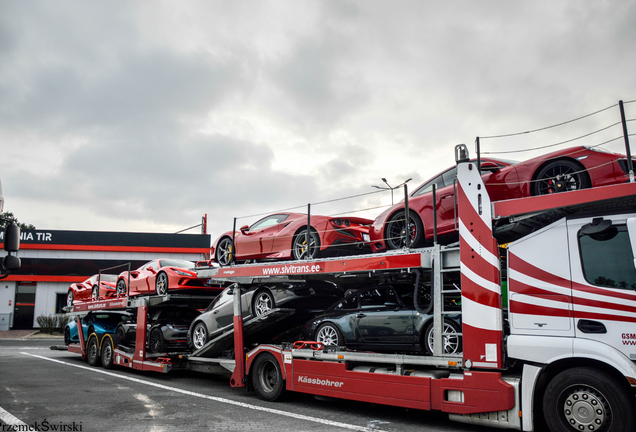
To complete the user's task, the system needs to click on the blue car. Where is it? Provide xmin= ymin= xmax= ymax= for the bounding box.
xmin=64 ymin=311 xmax=131 ymax=345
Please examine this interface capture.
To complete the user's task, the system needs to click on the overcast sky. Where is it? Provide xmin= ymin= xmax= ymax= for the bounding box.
xmin=1 ymin=1 xmax=635 ymax=240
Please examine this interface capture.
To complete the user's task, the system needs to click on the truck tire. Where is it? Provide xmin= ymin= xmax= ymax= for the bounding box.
xmin=87 ymin=336 xmax=100 ymax=367
xmin=252 ymin=353 xmax=285 ymax=402
xmin=101 ymin=337 xmax=114 ymax=369
xmin=543 ymin=367 xmax=635 ymax=432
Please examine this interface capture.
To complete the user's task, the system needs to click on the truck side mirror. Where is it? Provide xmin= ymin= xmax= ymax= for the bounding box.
xmin=2 ymin=254 xmax=20 ymax=271
xmin=580 ymin=217 xmax=613 ymax=236
xmin=4 ymin=223 xmax=20 ymax=252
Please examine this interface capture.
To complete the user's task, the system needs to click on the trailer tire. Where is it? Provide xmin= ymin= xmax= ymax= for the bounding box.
xmin=252 ymin=353 xmax=285 ymax=402
xmin=543 ymin=367 xmax=635 ymax=432
xmin=101 ymin=337 xmax=114 ymax=369
xmin=87 ymin=336 xmax=100 ymax=367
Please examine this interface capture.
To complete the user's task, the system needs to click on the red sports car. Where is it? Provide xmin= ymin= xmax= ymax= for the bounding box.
xmin=116 ymin=259 xmax=222 ymax=297
xmin=66 ymin=274 xmax=118 ymax=307
xmin=211 ymin=213 xmax=373 ymax=266
xmin=369 ymin=145 xmax=636 ymax=252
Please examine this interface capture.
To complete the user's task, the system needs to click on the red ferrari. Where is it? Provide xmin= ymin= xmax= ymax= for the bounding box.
xmin=211 ymin=213 xmax=373 ymax=266
xmin=66 ymin=274 xmax=118 ymax=307
xmin=369 ymin=145 xmax=636 ymax=252
xmin=115 ymin=259 xmax=222 ymax=297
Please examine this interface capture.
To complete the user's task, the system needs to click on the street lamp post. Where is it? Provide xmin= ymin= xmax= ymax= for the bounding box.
xmin=371 ymin=177 xmax=412 ymax=205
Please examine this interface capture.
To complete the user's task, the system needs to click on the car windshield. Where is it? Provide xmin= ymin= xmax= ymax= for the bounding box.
xmin=92 ymin=313 xmax=129 ymax=324
xmin=249 ymin=214 xmax=289 ymax=231
xmin=159 ymin=259 xmax=194 ymax=269
xmin=206 ymin=288 xmax=233 ymax=311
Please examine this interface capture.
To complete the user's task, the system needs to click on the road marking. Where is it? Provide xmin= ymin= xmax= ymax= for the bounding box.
xmin=0 ymin=406 xmax=27 ymax=427
xmin=21 ymin=352 xmax=384 ymax=432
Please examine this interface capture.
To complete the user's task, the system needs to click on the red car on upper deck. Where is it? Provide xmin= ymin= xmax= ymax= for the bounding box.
xmin=211 ymin=213 xmax=373 ymax=266
xmin=66 ymin=274 xmax=118 ymax=306
xmin=115 ymin=259 xmax=223 ymax=297
xmin=369 ymin=145 xmax=636 ymax=252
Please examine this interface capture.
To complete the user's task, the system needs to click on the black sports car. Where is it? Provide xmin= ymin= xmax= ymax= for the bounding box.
xmin=188 ymin=281 xmax=343 ymax=350
xmin=116 ymin=307 xmax=200 ymax=353
xmin=301 ymin=284 xmax=462 ymax=355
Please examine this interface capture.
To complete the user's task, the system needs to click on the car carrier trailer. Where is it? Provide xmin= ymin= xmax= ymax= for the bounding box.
xmin=64 ymin=144 xmax=636 ymax=432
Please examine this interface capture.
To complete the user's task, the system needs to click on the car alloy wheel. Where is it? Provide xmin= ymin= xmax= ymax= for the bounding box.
xmin=192 ymin=322 xmax=208 ymax=350
xmin=116 ymin=279 xmax=127 ymax=296
xmin=66 ymin=291 xmax=74 ymax=307
xmin=253 ymin=290 xmax=275 ymax=317
xmin=315 ymin=323 xmax=341 ymax=346
xmin=533 ymin=160 xmax=591 ymax=195
xmin=292 ymin=229 xmax=320 ymax=260
xmin=216 ymin=237 xmax=234 ymax=266
xmin=155 ymin=272 xmax=169 ymax=296
xmin=91 ymin=285 xmax=99 ymax=300
xmin=385 ymin=211 xmax=424 ymax=250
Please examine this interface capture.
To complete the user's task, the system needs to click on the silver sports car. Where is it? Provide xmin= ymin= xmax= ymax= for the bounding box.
xmin=187 ymin=281 xmax=343 ymax=350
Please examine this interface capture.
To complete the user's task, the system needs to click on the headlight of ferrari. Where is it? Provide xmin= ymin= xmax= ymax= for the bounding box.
xmin=173 ymin=270 xmax=191 ymax=276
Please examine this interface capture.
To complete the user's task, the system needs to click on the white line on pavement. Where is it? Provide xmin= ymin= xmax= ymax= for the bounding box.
xmin=21 ymin=352 xmax=384 ymax=432
xmin=0 ymin=406 xmax=27 ymax=427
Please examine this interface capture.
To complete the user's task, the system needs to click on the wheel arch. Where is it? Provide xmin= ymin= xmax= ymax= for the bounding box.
xmin=246 ymin=346 xmax=287 ymax=387
xmin=532 ymin=356 xmax=636 ymax=431
xmin=530 ymin=157 xmax=591 ymax=196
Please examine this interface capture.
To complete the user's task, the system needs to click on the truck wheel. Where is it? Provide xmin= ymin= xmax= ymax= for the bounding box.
xmin=87 ymin=337 xmax=100 ymax=367
xmin=101 ymin=337 xmax=114 ymax=369
xmin=543 ymin=367 xmax=635 ymax=432
xmin=252 ymin=353 xmax=285 ymax=401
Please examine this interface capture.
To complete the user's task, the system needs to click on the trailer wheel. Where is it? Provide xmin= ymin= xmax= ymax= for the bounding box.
xmin=252 ymin=353 xmax=285 ymax=401
xmin=87 ymin=336 xmax=100 ymax=367
xmin=543 ymin=367 xmax=635 ymax=432
xmin=101 ymin=337 xmax=114 ymax=369
xmin=149 ymin=328 xmax=165 ymax=353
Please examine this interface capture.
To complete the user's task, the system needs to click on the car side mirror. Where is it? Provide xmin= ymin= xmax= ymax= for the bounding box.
xmin=480 ymin=161 xmax=500 ymax=173
xmin=239 ymin=225 xmax=249 ymax=233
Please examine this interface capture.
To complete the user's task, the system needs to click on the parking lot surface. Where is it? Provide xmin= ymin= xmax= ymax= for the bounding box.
xmin=1 ymin=339 xmax=495 ymax=432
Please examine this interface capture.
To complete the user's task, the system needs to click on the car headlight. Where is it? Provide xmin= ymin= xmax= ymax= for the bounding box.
xmin=173 ymin=270 xmax=191 ymax=276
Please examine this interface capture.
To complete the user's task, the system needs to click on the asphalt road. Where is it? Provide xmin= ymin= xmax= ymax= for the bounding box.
xmin=0 ymin=339 xmax=499 ymax=432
